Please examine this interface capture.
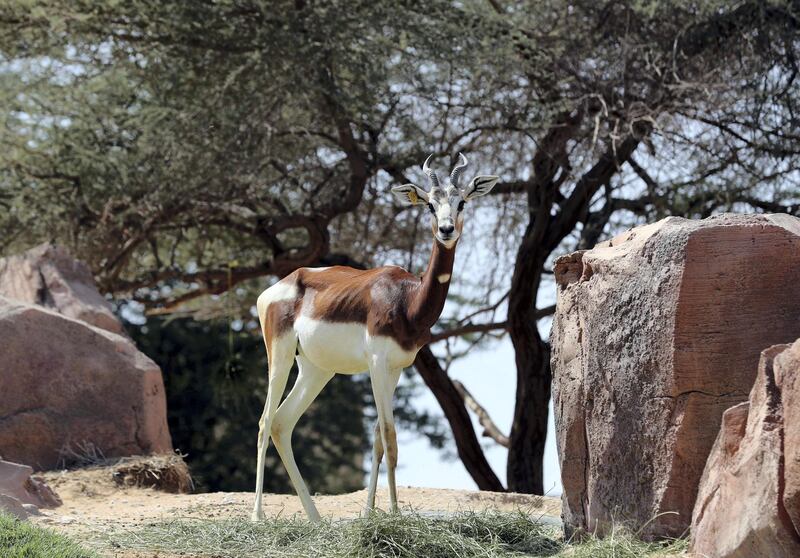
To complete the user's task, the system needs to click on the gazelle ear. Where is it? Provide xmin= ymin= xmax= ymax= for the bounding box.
xmin=461 ymin=175 xmax=500 ymax=200
xmin=392 ymin=183 xmax=429 ymax=205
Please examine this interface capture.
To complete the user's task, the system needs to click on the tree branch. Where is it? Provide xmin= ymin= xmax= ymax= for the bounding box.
xmin=453 ymin=380 xmax=510 ymax=448
xmin=430 ymin=321 xmax=507 ymax=343
xmin=430 ymin=304 xmax=556 ymax=343
xmin=413 ymin=346 xmax=505 ymax=491
xmin=547 ymin=133 xmax=644 ymax=250
xmin=489 ymin=180 xmax=528 ymax=196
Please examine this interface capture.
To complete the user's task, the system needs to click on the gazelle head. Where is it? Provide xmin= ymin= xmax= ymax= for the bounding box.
xmin=392 ymin=153 xmax=499 ymax=248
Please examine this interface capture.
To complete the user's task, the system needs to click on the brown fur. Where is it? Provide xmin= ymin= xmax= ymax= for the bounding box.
xmin=264 ymin=237 xmax=458 ymax=352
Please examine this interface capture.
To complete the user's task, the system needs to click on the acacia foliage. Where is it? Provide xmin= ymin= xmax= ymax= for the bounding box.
xmin=1 ymin=1 xmax=797 ymax=305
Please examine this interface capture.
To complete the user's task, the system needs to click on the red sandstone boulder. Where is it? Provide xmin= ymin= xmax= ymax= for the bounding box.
xmin=0 ymin=296 xmax=172 ymax=470
xmin=0 ymin=243 xmax=124 ymax=335
xmin=690 ymin=341 xmax=800 ymax=557
xmin=550 ymin=214 xmax=800 ymax=539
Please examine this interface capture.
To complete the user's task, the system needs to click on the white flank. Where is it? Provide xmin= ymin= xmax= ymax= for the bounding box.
xmin=437 ymin=273 xmax=451 ymax=283
xmin=294 ymin=316 xmax=417 ymax=374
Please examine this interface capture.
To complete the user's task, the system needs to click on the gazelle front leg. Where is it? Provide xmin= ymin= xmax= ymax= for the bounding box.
xmin=365 ymin=367 xmax=402 ymax=511
xmin=367 ymin=364 xmax=402 ymax=512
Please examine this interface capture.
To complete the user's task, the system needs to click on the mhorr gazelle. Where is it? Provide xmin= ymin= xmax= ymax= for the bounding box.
xmin=251 ymin=153 xmax=499 ymax=521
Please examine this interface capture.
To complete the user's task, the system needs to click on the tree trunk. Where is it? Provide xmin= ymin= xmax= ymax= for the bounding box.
xmin=506 ymin=329 xmax=550 ymax=494
xmin=505 ymin=222 xmax=550 ymax=493
xmin=414 ymin=346 xmax=505 ymax=491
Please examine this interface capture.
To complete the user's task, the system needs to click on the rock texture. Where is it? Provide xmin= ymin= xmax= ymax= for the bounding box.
xmin=0 ymin=459 xmax=61 ymax=519
xmin=691 ymin=341 xmax=800 ymax=557
xmin=0 ymin=296 xmax=172 ymax=470
xmin=0 ymin=459 xmax=61 ymax=507
xmin=0 ymin=243 xmax=123 ymax=335
xmin=783 ymin=341 xmax=800 ymax=538
xmin=550 ymin=214 xmax=800 ymax=539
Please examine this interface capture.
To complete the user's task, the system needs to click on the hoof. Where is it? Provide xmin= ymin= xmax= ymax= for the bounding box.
xmin=251 ymin=511 xmax=264 ymax=522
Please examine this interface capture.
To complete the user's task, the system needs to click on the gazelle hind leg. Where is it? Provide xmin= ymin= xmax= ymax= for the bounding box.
xmin=252 ymin=331 xmax=296 ymax=521
xmin=365 ymin=421 xmax=383 ymax=511
xmin=365 ymin=369 xmax=402 ymax=512
xmin=271 ymin=354 xmax=334 ymax=522
xmin=368 ymin=366 xmax=402 ymax=512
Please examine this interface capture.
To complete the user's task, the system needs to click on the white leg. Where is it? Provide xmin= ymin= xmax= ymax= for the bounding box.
xmin=271 ymin=354 xmax=334 ymax=522
xmin=252 ymin=332 xmax=296 ymax=522
xmin=365 ymin=421 xmax=383 ymax=511
xmin=365 ymin=368 xmax=402 ymax=511
xmin=368 ymin=366 xmax=402 ymax=512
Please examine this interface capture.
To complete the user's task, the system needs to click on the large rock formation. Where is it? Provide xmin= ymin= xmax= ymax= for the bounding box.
xmin=691 ymin=341 xmax=800 ymax=557
xmin=0 ymin=243 xmax=124 ymax=335
xmin=0 ymin=297 xmax=173 ymax=469
xmin=550 ymin=214 xmax=800 ymax=539
xmin=0 ymin=245 xmax=173 ymax=469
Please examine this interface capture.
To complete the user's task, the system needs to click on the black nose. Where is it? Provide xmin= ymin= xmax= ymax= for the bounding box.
xmin=439 ymin=224 xmax=455 ymax=234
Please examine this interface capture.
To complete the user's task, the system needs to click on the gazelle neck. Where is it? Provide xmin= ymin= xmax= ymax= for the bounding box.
xmin=407 ymin=237 xmax=457 ymax=331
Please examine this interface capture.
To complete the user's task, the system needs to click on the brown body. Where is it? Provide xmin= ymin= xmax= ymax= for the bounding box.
xmin=262 ymin=239 xmax=456 ymax=354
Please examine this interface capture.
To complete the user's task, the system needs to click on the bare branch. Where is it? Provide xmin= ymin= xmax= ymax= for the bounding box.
xmin=430 ymin=304 xmax=555 ymax=343
xmin=488 ymin=180 xmax=528 ymax=196
xmin=413 ymin=346 xmax=505 ymax=491
xmin=453 ymin=380 xmax=510 ymax=448
xmin=430 ymin=321 xmax=507 ymax=343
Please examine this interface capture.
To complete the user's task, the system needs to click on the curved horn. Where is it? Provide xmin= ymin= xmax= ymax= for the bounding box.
xmin=422 ymin=153 xmax=440 ymax=190
xmin=450 ymin=152 xmax=468 ymax=188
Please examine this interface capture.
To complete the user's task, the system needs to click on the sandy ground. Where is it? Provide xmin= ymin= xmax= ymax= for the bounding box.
xmin=29 ymin=462 xmax=562 ymax=556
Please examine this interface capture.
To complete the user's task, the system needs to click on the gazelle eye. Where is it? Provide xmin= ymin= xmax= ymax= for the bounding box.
xmin=457 ymin=200 xmax=465 ymax=211
xmin=427 ymin=203 xmax=435 ymax=214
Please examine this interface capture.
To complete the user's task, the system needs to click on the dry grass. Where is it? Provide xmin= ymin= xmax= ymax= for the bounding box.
xmin=111 ymin=454 xmax=193 ymax=494
xmin=99 ymin=511 xmax=688 ymax=558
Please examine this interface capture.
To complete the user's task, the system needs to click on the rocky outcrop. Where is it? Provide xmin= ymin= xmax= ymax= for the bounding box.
xmin=550 ymin=214 xmax=800 ymax=539
xmin=0 ymin=459 xmax=61 ymax=519
xmin=690 ymin=341 xmax=800 ymax=557
xmin=0 ymin=296 xmax=173 ymax=470
xmin=783 ymin=341 xmax=800 ymax=538
xmin=0 ymin=243 xmax=123 ymax=335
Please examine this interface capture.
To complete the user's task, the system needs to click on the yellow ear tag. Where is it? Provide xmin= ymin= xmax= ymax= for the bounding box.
xmin=408 ymin=190 xmax=419 ymax=204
